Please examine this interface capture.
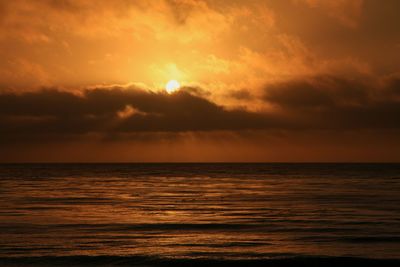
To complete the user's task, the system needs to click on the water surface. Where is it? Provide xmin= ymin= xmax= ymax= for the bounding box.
xmin=0 ymin=163 xmax=399 ymax=263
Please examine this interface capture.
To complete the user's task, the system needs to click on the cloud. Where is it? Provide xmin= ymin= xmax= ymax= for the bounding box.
xmin=297 ymin=0 xmax=364 ymax=28
xmin=0 ymin=85 xmax=273 ymax=143
xmin=264 ymin=76 xmax=370 ymax=109
xmin=263 ymin=76 xmax=400 ymax=129
xmin=1 ymin=0 xmax=399 ymax=93
xmin=0 ymin=76 xmax=399 ymax=145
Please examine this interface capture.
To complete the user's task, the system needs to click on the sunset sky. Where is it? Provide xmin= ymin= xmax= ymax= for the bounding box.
xmin=0 ymin=0 xmax=399 ymax=162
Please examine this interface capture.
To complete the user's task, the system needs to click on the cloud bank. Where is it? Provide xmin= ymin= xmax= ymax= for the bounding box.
xmin=1 ymin=75 xmax=399 ymax=144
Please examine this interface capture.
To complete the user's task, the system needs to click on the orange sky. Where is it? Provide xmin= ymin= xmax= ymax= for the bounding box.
xmin=0 ymin=0 xmax=399 ymax=162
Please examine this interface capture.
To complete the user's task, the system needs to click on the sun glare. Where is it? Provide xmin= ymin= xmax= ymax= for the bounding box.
xmin=165 ymin=80 xmax=180 ymax=93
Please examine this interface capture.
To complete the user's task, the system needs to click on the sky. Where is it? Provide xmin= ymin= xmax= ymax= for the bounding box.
xmin=0 ymin=0 xmax=399 ymax=162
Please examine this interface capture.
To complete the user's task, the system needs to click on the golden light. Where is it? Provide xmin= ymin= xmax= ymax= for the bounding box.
xmin=165 ymin=80 xmax=181 ymax=94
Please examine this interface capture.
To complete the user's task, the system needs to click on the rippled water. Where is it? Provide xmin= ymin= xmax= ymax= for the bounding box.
xmin=0 ymin=163 xmax=399 ymax=261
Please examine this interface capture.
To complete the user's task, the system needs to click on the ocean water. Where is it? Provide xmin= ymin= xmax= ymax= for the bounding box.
xmin=0 ymin=163 xmax=399 ymax=266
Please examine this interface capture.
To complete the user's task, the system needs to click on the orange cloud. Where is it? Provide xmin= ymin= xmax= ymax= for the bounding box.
xmin=296 ymin=0 xmax=364 ymax=28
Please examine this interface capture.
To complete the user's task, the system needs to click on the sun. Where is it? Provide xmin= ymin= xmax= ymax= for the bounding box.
xmin=165 ymin=80 xmax=181 ymax=93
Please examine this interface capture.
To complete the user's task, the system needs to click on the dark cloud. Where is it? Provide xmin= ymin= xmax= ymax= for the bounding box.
xmin=228 ymin=89 xmax=253 ymax=100
xmin=0 ymin=86 xmax=274 ymax=143
xmin=264 ymin=77 xmax=371 ymax=109
xmin=385 ymin=77 xmax=400 ymax=97
xmin=1 ymin=76 xmax=400 ymax=144
xmin=263 ymin=76 xmax=400 ymax=129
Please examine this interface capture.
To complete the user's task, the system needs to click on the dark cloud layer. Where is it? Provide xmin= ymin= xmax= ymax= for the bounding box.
xmin=264 ymin=76 xmax=400 ymax=129
xmin=0 ymin=76 xmax=399 ymax=144
xmin=0 ymin=86 xmax=271 ymax=143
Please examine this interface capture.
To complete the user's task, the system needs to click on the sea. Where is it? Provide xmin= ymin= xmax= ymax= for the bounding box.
xmin=0 ymin=163 xmax=399 ymax=266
